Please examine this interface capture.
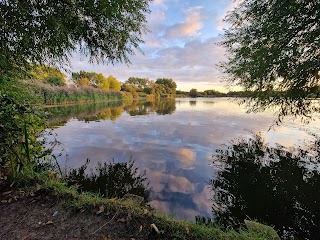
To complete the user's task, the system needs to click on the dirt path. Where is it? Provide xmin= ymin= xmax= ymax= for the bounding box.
xmin=0 ymin=192 xmax=154 ymax=240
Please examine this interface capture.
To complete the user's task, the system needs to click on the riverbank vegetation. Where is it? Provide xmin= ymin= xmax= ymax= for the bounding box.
xmin=29 ymin=80 xmax=133 ymax=105
xmin=1 ymin=0 xmax=316 ymax=238
xmin=0 ymin=0 xmax=278 ymax=238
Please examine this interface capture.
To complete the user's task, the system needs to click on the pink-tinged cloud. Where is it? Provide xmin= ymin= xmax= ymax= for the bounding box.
xmin=165 ymin=7 xmax=204 ymax=39
xmin=70 ymin=37 xmax=227 ymax=91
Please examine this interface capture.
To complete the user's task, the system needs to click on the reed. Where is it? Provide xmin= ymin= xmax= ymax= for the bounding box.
xmin=29 ymin=80 xmax=133 ymax=105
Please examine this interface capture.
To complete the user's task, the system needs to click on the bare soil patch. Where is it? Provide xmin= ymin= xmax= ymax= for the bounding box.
xmin=0 ymin=191 xmax=156 ymax=240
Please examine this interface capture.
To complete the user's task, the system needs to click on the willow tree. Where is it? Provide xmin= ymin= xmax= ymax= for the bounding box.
xmin=220 ymin=0 xmax=319 ymax=122
xmin=0 ymin=0 xmax=151 ymax=80
xmin=0 ymin=0 xmax=151 ymax=176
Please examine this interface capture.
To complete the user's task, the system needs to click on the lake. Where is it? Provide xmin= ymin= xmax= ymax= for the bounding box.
xmin=46 ymin=98 xmax=320 ymax=239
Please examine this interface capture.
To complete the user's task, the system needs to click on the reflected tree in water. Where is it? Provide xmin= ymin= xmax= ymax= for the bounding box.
xmin=67 ymin=159 xmax=149 ymax=201
xmin=189 ymin=101 xmax=197 ymax=106
xmin=155 ymin=98 xmax=176 ymax=115
xmin=124 ymin=99 xmax=176 ymax=116
xmin=124 ymin=100 xmax=150 ymax=116
xmin=211 ymin=134 xmax=320 ymax=239
xmin=45 ymin=101 xmax=126 ymax=126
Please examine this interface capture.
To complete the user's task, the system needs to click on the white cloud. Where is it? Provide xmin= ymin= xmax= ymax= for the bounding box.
xmin=165 ymin=6 xmax=204 ymax=39
xmin=68 ymin=1 xmax=232 ymax=91
xmin=153 ymin=0 xmax=167 ymax=8
xmin=70 ymin=37 xmax=227 ymax=90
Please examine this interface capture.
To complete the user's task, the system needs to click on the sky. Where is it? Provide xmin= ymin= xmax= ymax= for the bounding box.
xmin=70 ymin=0 xmax=239 ymax=92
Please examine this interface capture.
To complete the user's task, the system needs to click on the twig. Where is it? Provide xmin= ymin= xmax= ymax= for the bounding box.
xmin=91 ymin=211 xmax=118 ymax=235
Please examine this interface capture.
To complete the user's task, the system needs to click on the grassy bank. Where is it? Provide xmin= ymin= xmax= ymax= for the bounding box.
xmin=27 ymin=80 xmax=133 ymax=105
xmin=0 ymin=82 xmax=280 ymax=239
xmin=0 ymin=157 xmax=280 ymax=240
xmin=0 ymin=172 xmax=279 ymax=240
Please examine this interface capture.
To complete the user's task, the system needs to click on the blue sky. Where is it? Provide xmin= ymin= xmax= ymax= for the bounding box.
xmin=71 ymin=0 xmax=239 ymax=92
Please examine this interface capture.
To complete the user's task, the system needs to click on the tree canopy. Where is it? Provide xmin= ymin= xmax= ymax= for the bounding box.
xmin=155 ymin=78 xmax=177 ymax=94
xmin=189 ymin=88 xmax=198 ymax=98
xmin=71 ymin=71 xmax=121 ymax=91
xmin=220 ymin=0 xmax=319 ymax=122
xmin=29 ymin=65 xmax=66 ymax=86
xmin=1 ymin=0 xmax=151 ymax=80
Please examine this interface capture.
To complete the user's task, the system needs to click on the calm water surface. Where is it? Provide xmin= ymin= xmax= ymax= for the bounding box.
xmin=46 ymin=98 xmax=320 ymax=229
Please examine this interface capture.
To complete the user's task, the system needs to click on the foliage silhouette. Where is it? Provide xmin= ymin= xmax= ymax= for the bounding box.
xmin=211 ymin=133 xmax=320 ymax=239
xmin=219 ymin=0 xmax=320 ymax=122
xmin=1 ymin=0 xmax=151 ymax=81
xmin=67 ymin=159 xmax=149 ymax=201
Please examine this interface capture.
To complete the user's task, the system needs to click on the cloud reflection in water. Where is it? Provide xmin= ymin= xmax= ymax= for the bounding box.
xmin=49 ymin=98 xmax=320 ymax=220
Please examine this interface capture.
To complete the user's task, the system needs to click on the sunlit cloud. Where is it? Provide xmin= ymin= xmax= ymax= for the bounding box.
xmin=146 ymin=171 xmax=195 ymax=194
xmin=165 ymin=6 xmax=204 ymax=39
xmin=68 ymin=0 xmax=238 ymax=91
xmin=176 ymin=148 xmax=196 ymax=170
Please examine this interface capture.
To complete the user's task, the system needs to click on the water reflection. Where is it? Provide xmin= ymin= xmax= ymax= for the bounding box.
xmin=47 ymin=98 xmax=320 ymax=222
xmin=44 ymin=101 xmax=127 ymax=126
xmin=45 ymin=99 xmax=176 ymax=126
xmin=67 ymin=159 xmax=149 ymax=200
xmin=189 ymin=101 xmax=197 ymax=106
xmin=211 ymin=133 xmax=320 ymax=239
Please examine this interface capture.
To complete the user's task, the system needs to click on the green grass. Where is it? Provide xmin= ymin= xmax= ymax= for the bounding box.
xmin=26 ymin=80 xmax=133 ymax=105
xmin=35 ymin=175 xmax=280 ymax=240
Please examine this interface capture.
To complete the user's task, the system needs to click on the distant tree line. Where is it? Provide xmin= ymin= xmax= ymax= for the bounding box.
xmin=182 ymin=88 xmax=320 ymax=98
xmin=176 ymin=89 xmax=254 ymax=98
xmin=121 ymin=77 xmax=177 ymax=98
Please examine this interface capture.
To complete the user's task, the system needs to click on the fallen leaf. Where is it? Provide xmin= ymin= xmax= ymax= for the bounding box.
xmin=150 ymin=223 xmax=160 ymax=234
xmin=45 ymin=220 xmax=53 ymax=225
xmin=139 ymin=225 xmax=143 ymax=232
xmin=96 ymin=206 xmax=105 ymax=215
